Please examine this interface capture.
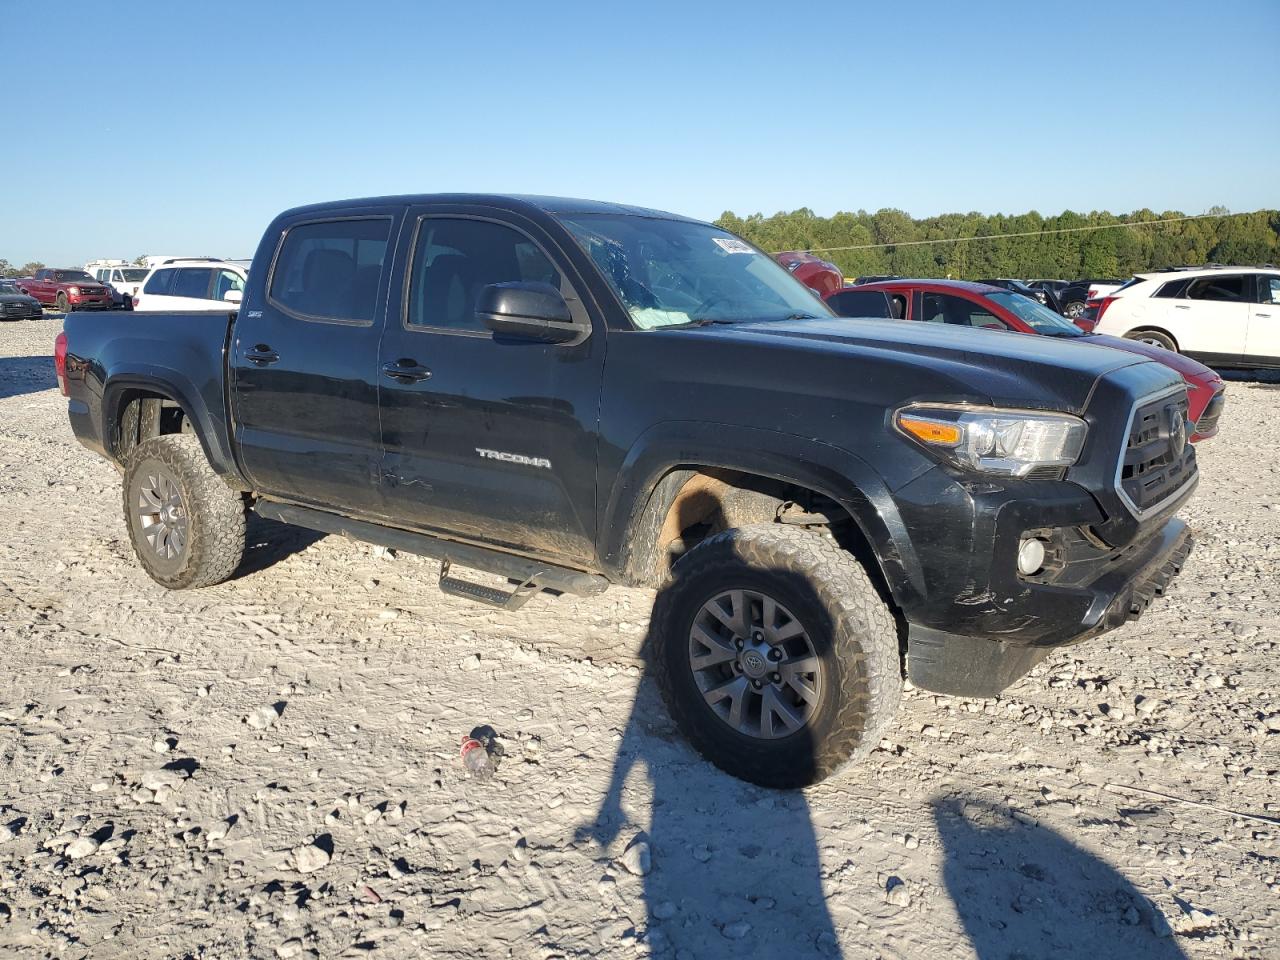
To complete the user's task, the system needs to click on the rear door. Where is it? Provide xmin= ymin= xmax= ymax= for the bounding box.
xmin=1246 ymin=273 xmax=1280 ymax=365
xmin=375 ymin=205 xmax=604 ymax=563
xmin=230 ymin=208 xmax=402 ymax=514
xmin=1166 ymin=273 xmax=1250 ymax=364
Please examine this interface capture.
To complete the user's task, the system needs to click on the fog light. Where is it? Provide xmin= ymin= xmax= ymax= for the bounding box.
xmin=1017 ymin=537 xmax=1046 ymax=576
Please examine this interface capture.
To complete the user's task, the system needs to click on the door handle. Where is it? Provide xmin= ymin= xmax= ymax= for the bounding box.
xmin=382 ymin=359 xmax=432 ymax=383
xmin=1174 ymin=305 xmax=1191 ymax=310
xmin=245 ymin=344 xmax=279 ymax=365
xmin=1257 ymin=312 xmax=1273 ymax=318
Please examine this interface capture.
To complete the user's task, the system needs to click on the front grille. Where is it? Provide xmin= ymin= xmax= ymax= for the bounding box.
xmin=1116 ymin=389 xmax=1196 ymax=517
xmin=1195 ymin=391 xmax=1226 ymax=435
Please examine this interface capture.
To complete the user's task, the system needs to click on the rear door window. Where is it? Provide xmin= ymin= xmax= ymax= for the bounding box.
xmin=171 ymin=268 xmax=215 ymax=300
xmin=1186 ymin=275 xmax=1247 ymax=302
xmin=269 ymin=218 xmax=391 ymax=323
xmin=920 ymin=292 xmax=1008 ymax=329
xmin=827 ymin=290 xmax=892 ymax=318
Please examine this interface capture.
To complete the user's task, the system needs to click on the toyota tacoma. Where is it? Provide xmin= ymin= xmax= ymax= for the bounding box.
xmin=59 ymin=193 xmax=1198 ymax=787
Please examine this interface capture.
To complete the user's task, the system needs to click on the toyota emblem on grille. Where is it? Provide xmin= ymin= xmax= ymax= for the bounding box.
xmin=1167 ymin=404 xmax=1186 ymax=457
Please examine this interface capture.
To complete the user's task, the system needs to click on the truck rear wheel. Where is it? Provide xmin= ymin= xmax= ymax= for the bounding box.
xmin=651 ymin=524 xmax=900 ymax=788
xmin=123 ymin=435 xmax=246 ymax=589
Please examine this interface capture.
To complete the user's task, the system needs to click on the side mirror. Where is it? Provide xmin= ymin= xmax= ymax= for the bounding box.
xmin=476 ymin=281 xmax=583 ymax=344
xmin=223 ymin=289 xmax=243 ymax=304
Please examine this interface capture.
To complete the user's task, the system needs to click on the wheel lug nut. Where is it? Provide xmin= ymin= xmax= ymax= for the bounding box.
xmin=768 ymin=648 xmax=782 ymax=661
xmin=771 ymin=673 xmax=781 ymax=683
xmin=751 ymin=679 xmax=762 ymax=689
xmin=735 ymin=638 xmax=744 ymax=650
xmin=752 ymin=630 xmax=764 ymax=642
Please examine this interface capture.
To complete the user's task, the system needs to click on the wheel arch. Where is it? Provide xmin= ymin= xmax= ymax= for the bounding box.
xmin=599 ymin=422 xmax=925 ymax=609
xmin=1123 ymin=326 xmax=1181 ymax=351
xmin=101 ymin=371 xmax=244 ymax=486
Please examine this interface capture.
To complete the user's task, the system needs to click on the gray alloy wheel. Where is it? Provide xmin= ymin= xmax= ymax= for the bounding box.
xmin=1063 ymin=299 xmax=1086 ymax=319
xmin=134 ymin=468 xmax=189 ymax=561
xmin=689 ymin=588 xmax=822 ymax=739
xmin=56 ymin=292 xmax=70 ymax=314
xmin=1125 ymin=329 xmax=1177 ymax=352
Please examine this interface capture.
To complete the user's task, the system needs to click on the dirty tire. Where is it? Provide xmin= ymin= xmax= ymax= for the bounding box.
xmin=651 ymin=524 xmax=900 ymax=788
xmin=123 ymin=435 xmax=246 ymax=589
xmin=56 ymin=292 xmax=71 ymax=314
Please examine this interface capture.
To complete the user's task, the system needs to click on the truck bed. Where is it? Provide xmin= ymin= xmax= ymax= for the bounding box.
xmin=63 ymin=310 xmax=242 ymax=477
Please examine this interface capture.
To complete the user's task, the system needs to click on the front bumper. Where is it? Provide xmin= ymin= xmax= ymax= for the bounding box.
xmin=69 ymin=296 xmax=113 ymax=310
xmin=888 ymin=462 xmax=1195 ymax=697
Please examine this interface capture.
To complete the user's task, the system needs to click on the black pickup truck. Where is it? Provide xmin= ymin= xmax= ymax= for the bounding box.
xmin=59 ymin=194 xmax=1198 ymax=787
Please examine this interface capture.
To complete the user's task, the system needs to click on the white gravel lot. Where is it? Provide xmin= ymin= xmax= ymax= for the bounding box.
xmin=1 ymin=316 xmax=1278 ymax=959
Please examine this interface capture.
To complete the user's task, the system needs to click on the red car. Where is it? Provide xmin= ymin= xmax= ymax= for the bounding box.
xmin=20 ymin=268 xmax=113 ymax=313
xmin=774 ymin=251 xmax=844 ymax=297
xmin=826 ymin=279 xmax=1225 ymax=441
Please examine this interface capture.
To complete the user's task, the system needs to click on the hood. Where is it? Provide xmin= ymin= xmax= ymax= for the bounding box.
xmin=0 ymin=292 xmax=39 ymax=304
xmin=1086 ymin=333 xmax=1221 ymax=384
xmin=691 ymin=317 xmax=1163 ymax=415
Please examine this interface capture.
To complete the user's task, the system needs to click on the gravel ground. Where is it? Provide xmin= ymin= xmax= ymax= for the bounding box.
xmin=1 ymin=316 xmax=1278 ymax=959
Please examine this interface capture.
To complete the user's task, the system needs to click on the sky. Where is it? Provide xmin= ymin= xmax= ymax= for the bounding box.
xmin=3 ymin=0 xmax=1277 ymax=266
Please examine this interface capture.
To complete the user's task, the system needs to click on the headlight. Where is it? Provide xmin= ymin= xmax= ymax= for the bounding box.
xmin=894 ymin=404 xmax=1087 ymax=477
xmin=68 ymin=286 xmax=80 ymax=295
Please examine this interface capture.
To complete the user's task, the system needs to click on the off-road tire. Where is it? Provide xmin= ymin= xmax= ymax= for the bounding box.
xmin=123 ymin=435 xmax=246 ymax=589
xmin=651 ymin=524 xmax=901 ymax=788
xmin=1125 ymin=328 xmax=1177 ymax=352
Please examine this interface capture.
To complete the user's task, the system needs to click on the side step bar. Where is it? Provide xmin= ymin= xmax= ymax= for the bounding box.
xmin=253 ymin=500 xmax=609 ymax=610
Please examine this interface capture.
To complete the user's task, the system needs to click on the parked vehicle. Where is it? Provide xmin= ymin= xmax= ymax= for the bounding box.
xmin=773 ymin=252 xmax=843 ymax=297
xmin=87 ymin=260 xmax=149 ymax=307
xmin=1089 ymin=266 xmax=1280 ymax=370
xmin=19 ymin=268 xmax=113 ymax=312
xmin=133 ymin=258 xmax=247 ymax=311
xmin=59 ymin=194 xmax=1198 ymax=787
xmin=977 ymin=277 xmax=1058 ymax=310
xmin=824 ymin=288 xmax=896 ymax=318
xmin=0 ymin=280 xmax=43 ymax=320
xmin=835 ymin=280 xmax=1226 ymax=440
xmin=1051 ymin=279 xmax=1126 ymax=319
xmin=852 ymin=274 xmax=902 ymax=285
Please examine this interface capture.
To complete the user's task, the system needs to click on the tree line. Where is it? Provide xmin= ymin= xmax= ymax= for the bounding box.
xmin=715 ymin=207 xmax=1280 ymax=280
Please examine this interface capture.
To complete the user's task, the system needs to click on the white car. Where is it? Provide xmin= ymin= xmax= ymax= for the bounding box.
xmin=133 ymin=258 xmax=248 ymax=312
xmin=86 ymin=261 xmax=150 ymax=305
xmin=1092 ymin=266 xmax=1280 ymax=368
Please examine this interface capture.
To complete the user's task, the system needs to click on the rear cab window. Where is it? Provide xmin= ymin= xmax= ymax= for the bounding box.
xmin=269 ymin=218 xmax=392 ymax=323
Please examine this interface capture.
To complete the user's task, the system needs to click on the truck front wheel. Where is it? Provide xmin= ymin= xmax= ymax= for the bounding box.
xmin=651 ymin=524 xmax=901 ymax=788
xmin=123 ymin=435 xmax=246 ymax=589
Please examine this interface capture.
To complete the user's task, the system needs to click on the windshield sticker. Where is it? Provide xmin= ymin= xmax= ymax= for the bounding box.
xmin=712 ymin=237 xmax=754 ymax=255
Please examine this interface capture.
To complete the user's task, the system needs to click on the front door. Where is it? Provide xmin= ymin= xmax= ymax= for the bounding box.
xmin=230 ymin=210 xmax=400 ymax=514
xmin=376 ymin=209 xmax=604 ymax=565
xmin=1245 ymin=273 xmax=1280 ymax=365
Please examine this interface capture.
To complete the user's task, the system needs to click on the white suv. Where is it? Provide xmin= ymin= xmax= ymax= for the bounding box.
xmin=1092 ymin=266 xmax=1280 ymax=369
xmin=133 ymin=258 xmax=247 ymax=312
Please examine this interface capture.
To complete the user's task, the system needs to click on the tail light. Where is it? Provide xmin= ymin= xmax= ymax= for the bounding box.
xmin=1094 ymin=296 xmax=1117 ymax=323
xmin=54 ymin=332 xmax=69 ymax=396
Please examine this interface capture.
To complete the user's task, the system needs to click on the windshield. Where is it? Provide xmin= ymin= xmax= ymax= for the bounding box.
xmin=55 ymin=270 xmax=96 ymax=283
xmin=988 ymin=291 xmax=1085 ymax=337
xmin=0 ymin=282 xmax=18 ymax=294
xmin=560 ymin=215 xmax=831 ymax=329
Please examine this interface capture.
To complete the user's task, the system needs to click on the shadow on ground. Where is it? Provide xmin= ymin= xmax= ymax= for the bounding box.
xmin=935 ymin=797 xmax=1187 ymax=959
xmin=234 ymin=515 xmax=326 ymax=579
xmin=0 ymin=355 xmax=57 ymax=399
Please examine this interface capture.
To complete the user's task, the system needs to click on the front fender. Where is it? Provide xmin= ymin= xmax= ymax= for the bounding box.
xmin=599 ymin=420 xmax=924 ymax=607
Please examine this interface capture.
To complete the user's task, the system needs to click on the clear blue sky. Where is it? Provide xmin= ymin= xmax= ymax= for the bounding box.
xmin=4 ymin=0 xmax=1277 ymax=266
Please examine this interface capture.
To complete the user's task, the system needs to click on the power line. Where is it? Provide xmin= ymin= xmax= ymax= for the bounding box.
xmin=773 ymin=211 xmax=1251 ymax=255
